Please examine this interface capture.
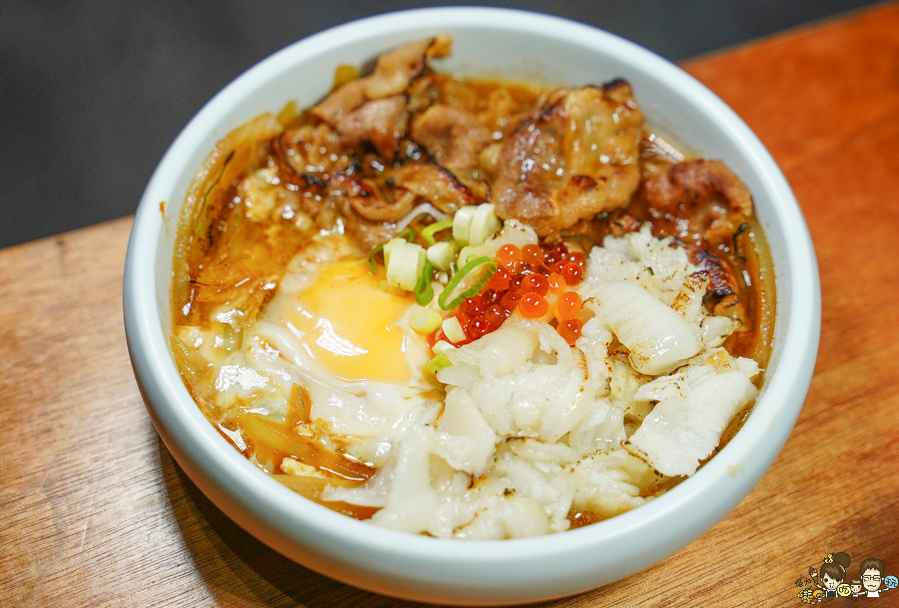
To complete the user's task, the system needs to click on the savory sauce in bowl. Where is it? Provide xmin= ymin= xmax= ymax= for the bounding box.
xmin=169 ymin=35 xmax=774 ymax=539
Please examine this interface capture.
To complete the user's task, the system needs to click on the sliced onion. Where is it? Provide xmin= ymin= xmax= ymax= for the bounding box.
xmin=393 ymin=202 xmax=449 ymax=235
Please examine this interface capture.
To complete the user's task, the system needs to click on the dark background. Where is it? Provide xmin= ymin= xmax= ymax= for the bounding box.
xmin=0 ymin=0 xmax=885 ymax=250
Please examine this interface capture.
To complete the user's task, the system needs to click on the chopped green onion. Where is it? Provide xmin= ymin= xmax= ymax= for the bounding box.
xmin=386 ymin=239 xmax=424 ymax=291
xmin=441 ymin=316 xmax=467 ymax=344
xmin=422 ymin=353 xmax=452 ymax=390
xmin=410 ymin=306 xmax=442 ymax=334
xmin=367 ymin=242 xmax=385 ymax=274
xmin=421 ymin=219 xmax=453 ymax=246
xmin=413 ymin=259 xmax=434 ymax=305
xmin=457 ymin=244 xmax=496 ymax=268
xmin=469 ymin=203 xmax=501 ymax=245
xmin=437 ymin=256 xmax=497 ymax=310
xmin=427 ymin=241 xmax=455 ymax=272
xmin=383 ymin=237 xmax=400 ymax=269
xmin=451 ymin=203 xmax=501 ymax=246
xmin=396 ymin=227 xmax=415 ymax=242
xmin=452 ymin=205 xmax=478 ymax=245
xmin=431 ymin=340 xmax=455 ymax=356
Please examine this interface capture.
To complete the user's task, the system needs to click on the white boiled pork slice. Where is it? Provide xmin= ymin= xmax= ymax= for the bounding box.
xmin=625 ymin=366 xmax=759 ymax=477
xmin=587 ymin=280 xmax=702 ymax=375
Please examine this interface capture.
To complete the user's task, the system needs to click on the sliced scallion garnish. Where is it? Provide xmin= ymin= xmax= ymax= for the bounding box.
xmin=421 ymin=219 xmax=453 ymax=246
xmin=469 ymin=203 xmax=501 ymax=246
xmin=441 ymin=315 xmax=467 ymax=344
xmin=423 ymin=353 xmax=452 ymax=390
xmin=410 ymin=305 xmax=441 ymax=334
xmin=437 ymin=256 xmax=497 ymax=310
xmin=427 ymin=241 xmax=455 ymax=272
xmin=367 ymin=243 xmax=385 ymax=274
xmin=413 ymin=260 xmax=434 ymax=306
xmin=452 ymin=205 xmax=478 ymax=245
xmin=386 ymin=239 xmax=424 ymax=291
xmin=457 ymin=244 xmax=496 ymax=269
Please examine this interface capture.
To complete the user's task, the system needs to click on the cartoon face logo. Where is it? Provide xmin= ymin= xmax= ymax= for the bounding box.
xmin=862 ymin=570 xmax=882 ymax=592
xmin=886 ymin=575 xmax=899 ymax=590
xmin=821 ymin=573 xmax=839 ymax=590
xmin=837 ymin=583 xmax=851 ymax=597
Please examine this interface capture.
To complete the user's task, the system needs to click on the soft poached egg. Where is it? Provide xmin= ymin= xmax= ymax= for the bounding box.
xmin=240 ymin=234 xmax=433 ymax=449
xmin=271 ymin=254 xmax=422 ymax=385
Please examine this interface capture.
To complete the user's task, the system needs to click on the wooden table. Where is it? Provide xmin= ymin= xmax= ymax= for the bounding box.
xmin=3 ymin=4 xmax=899 ymax=606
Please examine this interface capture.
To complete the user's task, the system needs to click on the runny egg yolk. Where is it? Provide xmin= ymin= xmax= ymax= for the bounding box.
xmin=284 ymin=256 xmax=418 ymax=384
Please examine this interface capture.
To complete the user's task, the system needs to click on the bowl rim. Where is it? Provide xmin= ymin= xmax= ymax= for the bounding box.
xmin=124 ymin=3 xmax=820 ymax=595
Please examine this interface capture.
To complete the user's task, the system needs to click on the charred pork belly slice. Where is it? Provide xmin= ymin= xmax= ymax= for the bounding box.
xmin=277 ymin=124 xmax=355 ymax=183
xmin=311 ymin=35 xmax=452 ymax=125
xmin=688 ymin=247 xmax=738 ymax=299
xmin=411 ymin=104 xmax=493 ymax=171
xmin=325 ymin=159 xmax=476 ymax=225
xmin=327 ymin=171 xmax=416 ymax=223
xmin=391 ymin=160 xmax=479 ymax=214
xmin=335 ymin=96 xmax=409 ymax=162
xmin=311 ymin=77 xmax=368 ymax=127
xmin=492 ymin=80 xmax=644 ymax=240
xmin=636 ymin=159 xmax=752 ymax=246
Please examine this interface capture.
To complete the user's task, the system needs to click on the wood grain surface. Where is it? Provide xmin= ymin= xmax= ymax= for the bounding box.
xmin=3 ymin=3 xmax=899 ymax=606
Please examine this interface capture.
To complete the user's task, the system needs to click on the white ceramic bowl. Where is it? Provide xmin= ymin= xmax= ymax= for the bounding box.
xmin=124 ymin=7 xmax=820 ymax=605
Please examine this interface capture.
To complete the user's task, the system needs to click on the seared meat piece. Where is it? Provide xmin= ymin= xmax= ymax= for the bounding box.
xmin=335 ymin=96 xmax=408 ymax=161
xmin=310 ymin=36 xmax=452 ymax=164
xmin=328 ymin=172 xmax=416 ymax=223
xmin=411 ymin=104 xmax=493 ymax=171
xmin=636 ymin=159 xmax=752 ymax=245
xmin=492 ymin=80 xmax=644 ymax=239
xmin=364 ymin=34 xmax=451 ymax=99
xmin=689 ymin=247 xmax=739 ymax=298
xmin=277 ymin=123 xmax=353 ymax=181
xmin=334 ymin=193 xmax=401 ymax=251
xmin=349 ymin=186 xmax=417 ymax=223
xmin=326 ymin=159 xmax=476 ymax=225
xmin=631 ymin=159 xmax=755 ymax=332
xmin=310 ymin=78 xmax=367 ymax=126
xmin=311 ymin=35 xmax=452 ymax=125
xmin=391 ymin=160 xmax=478 ymax=214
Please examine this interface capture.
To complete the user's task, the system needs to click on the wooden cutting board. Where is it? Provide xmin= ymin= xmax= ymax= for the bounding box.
xmin=2 ymin=3 xmax=899 ymax=606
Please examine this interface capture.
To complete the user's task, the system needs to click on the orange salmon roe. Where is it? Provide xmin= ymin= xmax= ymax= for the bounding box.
xmin=519 ymin=292 xmax=549 ymax=318
xmin=497 ymin=244 xmax=521 ymax=266
xmin=561 ymin=262 xmax=584 ymax=286
xmin=521 ymin=244 xmax=544 ymax=266
xmin=486 ymin=265 xmax=511 ymax=291
xmin=546 ymin=272 xmax=565 ymax=292
xmin=521 ymin=274 xmax=549 ymax=296
xmin=557 ymin=291 xmax=582 ymax=320
xmin=440 ymin=240 xmax=588 ymax=344
xmin=557 ymin=318 xmax=583 ymax=346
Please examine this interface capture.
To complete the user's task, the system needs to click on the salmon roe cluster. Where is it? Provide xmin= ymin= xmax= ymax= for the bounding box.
xmin=434 ymin=242 xmax=588 ymax=347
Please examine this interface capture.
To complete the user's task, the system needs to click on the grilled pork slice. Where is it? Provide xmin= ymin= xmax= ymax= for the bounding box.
xmin=411 ymin=104 xmax=494 ymax=171
xmin=492 ymin=80 xmax=644 ymax=239
xmin=310 ymin=35 xmax=452 ymax=162
xmin=335 ymin=95 xmax=409 ymax=161
xmin=311 ymin=35 xmax=452 ymax=125
xmin=635 ymin=158 xmax=753 ymax=246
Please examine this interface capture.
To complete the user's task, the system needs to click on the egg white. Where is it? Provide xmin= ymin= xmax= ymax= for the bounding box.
xmin=228 ymin=234 xmax=435 ymax=464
